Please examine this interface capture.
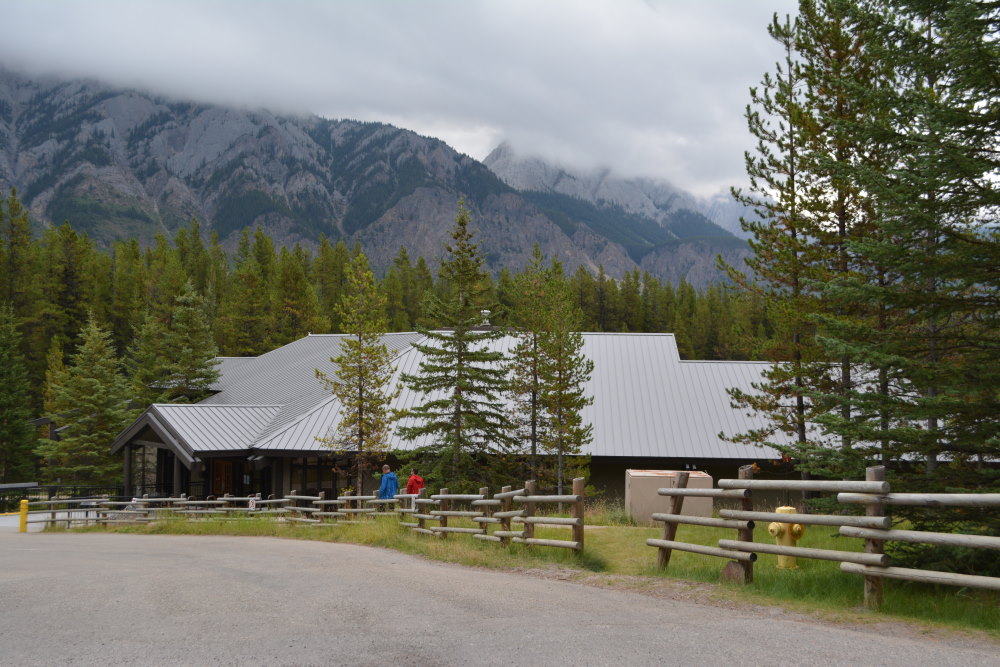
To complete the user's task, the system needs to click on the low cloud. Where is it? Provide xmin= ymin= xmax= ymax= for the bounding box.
xmin=0 ymin=0 xmax=797 ymax=197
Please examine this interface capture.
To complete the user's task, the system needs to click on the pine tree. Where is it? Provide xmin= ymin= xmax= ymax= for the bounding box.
xmin=794 ymin=0 xmax=1000 ymax=572
xmin=380 ymin=267 xmax=410 ymax=331
xmin=217 ymin=230 xmax=270 ymax=356
xmin=0 ymin=305 xmax=36 ymax=483
xmin=109 ymin=239 xmax=148 ymax=353
xmin=316 ymin=253 xmax=399 ymax=493
xmin=130 ymin=281 xmax=220 ymax=405
xmin=397 ymin=201 xmax=514 ymax=489
xmin=723 ymin=3 xmax=887 ymax=480
xmin=36 ymin=314 xmax=134 ymax=485
xmin=508 ymin=245 xmax=552 ymax=480
xmin=314 ymin=236 xmax=351 ymax=330
xmin=509 ymin=246 xmax=594 ymax=492
xmin=163 ymin=281 xmax=220 ymax=402
xmin=537 ymin=278 xmax=594 ymax=496
xmin=128 ymin=313 xmax=170 ymax=406
xmin=269 ymin=247 xmax=330 ymax=346
xmin=144 ymin=234 xmax=187 ymax=323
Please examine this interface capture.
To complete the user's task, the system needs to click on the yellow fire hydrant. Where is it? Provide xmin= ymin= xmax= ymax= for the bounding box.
xmin=767 ymin=506 xmax=805 ymax=569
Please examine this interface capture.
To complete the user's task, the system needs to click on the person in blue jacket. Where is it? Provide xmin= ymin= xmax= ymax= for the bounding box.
xmin=378 ymin=465 xmax=399 ymax=499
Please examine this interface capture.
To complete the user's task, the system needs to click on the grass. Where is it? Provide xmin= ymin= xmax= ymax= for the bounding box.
xmin=71 ymin=509 xmax=1000 ymax=639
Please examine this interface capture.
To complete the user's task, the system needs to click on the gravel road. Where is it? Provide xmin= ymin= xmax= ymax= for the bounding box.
xmin=0 ymin=531 xmax=996 ymax=666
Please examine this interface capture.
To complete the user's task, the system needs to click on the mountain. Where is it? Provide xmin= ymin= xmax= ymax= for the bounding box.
xmin=0 ymin=69 xmax=742 ymax=286
xmin=483 ymin=142 xmax=753 ymax=283
xmin=483 ymin=141 xmax=751 ymax=238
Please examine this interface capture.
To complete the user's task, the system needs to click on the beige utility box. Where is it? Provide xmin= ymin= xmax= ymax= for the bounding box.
xmin=625 ymin=470 xmax=713 ymax=524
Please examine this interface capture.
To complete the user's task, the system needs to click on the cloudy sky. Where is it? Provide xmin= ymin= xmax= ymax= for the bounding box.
xmin=0 ymin=0 xmax=798 ymax=198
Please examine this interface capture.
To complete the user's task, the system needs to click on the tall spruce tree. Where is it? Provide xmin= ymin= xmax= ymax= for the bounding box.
xmin=0 ymin=305 xmax=36 ymax=483
xmin=535 ymin=263 xmax=594 ymax=495
xmin=819 ymin=0 xmax=1000 ymax=474
xmin=723 ymin=10 xmax=834 ymax=470
xmin=725 ymin=2 xmax=888 ymax=480
xmin=218 ymin=230 xmax=271 ymax=356
xmin=269 ymin=246 xmax=329 ymax=346
xmin=812 ymin=0 xmax=1000 ymax=571
xmin=129 ymin=281 xmax=220 ymax=405
xmin=397 ymin=201 xmax=514 ymax=489
xmin=36 ymin=314 xmax=134 ymax=485
xmin=509 ymin=245 xmax=594 ymax=492
xmin=508 ymin=246 xmax=553 ymax=480
xmin=316 ymin=253 xmax=399 ymax=494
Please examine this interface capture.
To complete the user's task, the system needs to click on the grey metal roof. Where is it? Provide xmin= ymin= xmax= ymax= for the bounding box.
xmin=210 ymin=357 xmax=255 ymax=390
xmin=255 ymin=332 xmax=783 ymax=460
xmin=152 ymin=404 xmax=282 ymax=452
xmin=116 ymin=331 xmax=784 ymax=461
xmin=201 ymin=332 xmax=422 ymax=443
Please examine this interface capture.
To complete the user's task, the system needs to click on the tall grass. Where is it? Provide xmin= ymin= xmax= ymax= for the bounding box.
xmin=78 ymin=515 xmax=1000 ymax=637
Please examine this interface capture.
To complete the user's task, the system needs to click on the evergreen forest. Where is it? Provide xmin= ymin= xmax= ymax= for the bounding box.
xmin=0 ymin=189 xmax=771 ymax=487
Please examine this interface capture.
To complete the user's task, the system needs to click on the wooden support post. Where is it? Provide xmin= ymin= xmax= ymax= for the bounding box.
xmin=172 ymin=454 xmax=182 ymax=497
xmin=864 ymin=465 xmax=885 ymax=610
xmin=416 ymin=488 xmax=426 ymax=532
xmin=499 ymin=485 xmax=512 ymax=546
xmin=438 ymin=488 xmax=449 ymax=538
xmin=657 ymin=472 xmax=689 ymax=568
xmin=572 ymin=477 xmax=585 ymax=551
xmin=123 ymin=445 xmax=133 ymax=498
xmin=479 ymin=487 xmax=489 ymax=535
xmin=722 ymin=465 xmax=755 ymax=584
xmin=523 ymin=480 xmax=537 ymax=544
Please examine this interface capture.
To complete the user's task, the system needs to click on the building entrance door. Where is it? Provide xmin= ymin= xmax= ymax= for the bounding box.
xmin=212 ymin=460 xmax=233 ymax=495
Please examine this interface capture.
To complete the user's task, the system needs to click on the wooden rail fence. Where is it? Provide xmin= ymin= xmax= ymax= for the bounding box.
xmin=396 ymin=478 xmax=586 ymax=551
xmin=647 ymin=465 xmax=1000 ymax=608
xmin=17 ymin=479 xmax=586 ymax=555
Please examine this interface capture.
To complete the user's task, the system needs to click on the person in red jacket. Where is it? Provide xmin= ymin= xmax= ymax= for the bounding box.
xmin=405 ymin=469 xmax=425 ymax=495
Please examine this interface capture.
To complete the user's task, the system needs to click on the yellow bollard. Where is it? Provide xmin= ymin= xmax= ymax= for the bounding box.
xmin=19 ymin=499 xmax=28 ymax=533
xmin=767 ymin=505 xmax=804 ymax=569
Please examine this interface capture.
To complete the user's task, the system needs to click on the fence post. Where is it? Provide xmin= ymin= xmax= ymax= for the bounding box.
xmin=19 ymin=499 xmax=28 ymax=533
xmin=736 ymin=464 xmax=755 ymax=584
xmin=572 ymin=477 xmax=585 ymax=551
xmin=657 ymin=472 xmax=689 ymax=568
xmin=438 ymin=488 xmax=449 ymax=539
xmin=523 ymin=480 xmax=537 ymax=544
xmin=864 ymin=465 xmax=885 ymax=610
xmin=479 ymin=487 xmax=489 ymax=536
xmin=416 ymin=487 xmax=426 ymax=532
xmin=499 ymin=485 xmax=512 ymax=546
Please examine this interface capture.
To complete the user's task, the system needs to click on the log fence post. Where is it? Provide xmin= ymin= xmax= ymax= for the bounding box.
xmin=499 ymin=485 xmax=512 ymax=546
xmin=416 ymin=487 xmax=426 ymax=532
xmin=572 ymin=477 xmax=585 ymax=551
xmin=523 ymin=480 xmax=537 ymax=544
xmin=438 ymin=488 xmax=449 ymax=539
xmin=733 ymin=465 xmax=755 ymax=584
xmin=864 ymin=465 xmax=885 ymax=610
xmin=657 ymin=472 xmax=689 ymax=569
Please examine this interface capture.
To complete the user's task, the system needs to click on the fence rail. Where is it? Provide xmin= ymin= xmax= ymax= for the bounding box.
xmin=394 ymin=479 xmax=586 ymax=551
xmin=646 ymin=465 xmax=1000 ymax=609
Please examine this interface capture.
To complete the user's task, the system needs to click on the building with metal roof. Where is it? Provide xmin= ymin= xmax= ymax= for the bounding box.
xmin=110 ymin=332 xmax=784 ymax=498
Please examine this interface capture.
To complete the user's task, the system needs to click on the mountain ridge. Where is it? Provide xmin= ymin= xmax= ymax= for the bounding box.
xmin=0 ymin=69 xmax=746 ymax=286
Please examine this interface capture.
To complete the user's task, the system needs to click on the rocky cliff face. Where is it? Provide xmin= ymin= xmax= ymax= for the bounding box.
xmin=483 ymin=142 xmax=691 ymax=227
xmin=0 ymin=69 xmax=741 ymax=286
xmin=483 ymin=142 xmax=752 ymax=279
